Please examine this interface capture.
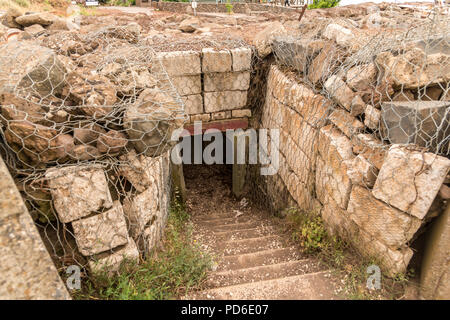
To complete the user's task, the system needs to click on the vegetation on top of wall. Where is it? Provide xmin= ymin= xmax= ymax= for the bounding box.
xmin=73 ymin=193 xmax=211 ymax=300
xmin=105 ymin=0 xmax=136 ymax=6
xmin=307 ymin=0 xmax=340 ymax=9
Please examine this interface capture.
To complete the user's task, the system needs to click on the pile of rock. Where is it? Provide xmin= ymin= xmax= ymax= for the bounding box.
xmin=1 ymin=8 xmax=79 ymax=41
xmin=270 ymin=12 xmax=449 ymax=156
xmin=0 ymin=19 xmax=183 ymax=273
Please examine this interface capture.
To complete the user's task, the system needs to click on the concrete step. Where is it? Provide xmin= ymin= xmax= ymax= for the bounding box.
xmin=214 ymin=226 xmax=275 ymax=241
xmin=221 ymin=235 xmax=286 ymax=256
xmin=194 ymin=271 xmax=339 ymax=300
xmin=207 ymin=259 xmax=324 ymax=288
xmin=218 ymin=247 xmax=303 ymax=271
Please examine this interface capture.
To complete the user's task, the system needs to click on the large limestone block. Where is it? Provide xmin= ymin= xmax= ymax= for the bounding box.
xmin=89 ymin=239 xmax=139 ymax=274
xmin=317 ymin=125 xmax=354 ymax=209
xmin=46 ymin=165 xmax=113 ymax=223
xmin=372 ymin=145 xmax=450 ymax=219
xmin=230 ymin=47 xmax=252 ymax=72
xmin=202 ymin=48 xmax=232 ymax=73
xmin=182 ymin=94 xmax=203 ymax=115
xmin=5 ymin=120 xmax=74 ymax=164
xmin=72 ymin=201 xmax=129 ymax=256
xmin=170 ymin=75 xmax=201 ymax=96
xmin=123 ymin=182 xmax=159 ymax=238
xmin=204 ymin=91 xmax=247 ymax=113
xmin=380 ymin=101 xmax=449 ymax=154
xmin=0 ymin=158 xmax=70 ymax=300
xmin=420 ymin=203 xmax=450 ymax=299
xmin=0 ymin=42 xmax=67 ymax=96
xmin=321 ymin=194 xmax=413 ymax=276
xmin=204 ymin=72 xmax=250 ymax=92
xmin=156 ymin=50 xmax=201 ymax=76
xmin=364 ymin=104 xmax=381 ymax=130
xmin=348 ymin=185 xmax=421 ymax=248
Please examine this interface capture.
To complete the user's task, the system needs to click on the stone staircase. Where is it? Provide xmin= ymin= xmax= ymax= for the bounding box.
xmin=183 ymin=164 xmax=342 ymax=300
xmin=186 ymin=202 xmax=342 ymax=300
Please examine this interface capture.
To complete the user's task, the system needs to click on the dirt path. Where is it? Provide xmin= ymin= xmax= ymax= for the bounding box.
xmin=183 ymin=164 xmax=343 ymax=300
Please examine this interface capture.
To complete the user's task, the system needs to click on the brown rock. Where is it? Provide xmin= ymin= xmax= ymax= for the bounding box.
xmin=45 ymin=165 xmax=113 ymax=223
xmin=124 ymin=88 xmax=183 ymax=157
xmin=72 ymin=201 xmax=129 ymax=256
xmin=372 ymin=145 xmax=450 ymax=220
xmin=15 ymin=12 xmax=57 ymax=27
xmin=64 ymin=72 xmax=117 ymax=119
xmin=1 ymin=8 xmax=22 ymax=29
xmin=0 ymin=42 xmax=67 ymax=97
xmin=4 ymin=121 xmax=74 ymax=163
xmin=348 ymin=185 xmax=421 ymax=248
xmin=253 ymin=22 xmax=287 ymax=58
xmin=307 ymin=43 xmax=343 ymax=85
xmin=178 ymin=17 xmax=200 ymax=33
xmin=346 ymin=63 xmax=377 ymax=92
xmin=97 ymin=130 xmax=127 ymax=154
xmin=329 ymin=109 xmax=364 ymax=138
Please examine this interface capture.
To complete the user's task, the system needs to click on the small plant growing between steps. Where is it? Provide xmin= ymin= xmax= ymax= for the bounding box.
xmin=73 ymin=193 xmax=211 ymax=300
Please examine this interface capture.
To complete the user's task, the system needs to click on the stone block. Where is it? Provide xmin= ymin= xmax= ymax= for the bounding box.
xmin=307 ymin=43 xmax=342 ymax=85
xmin=346 ymin=154 xmax=378 ymax=188
xmin=202 ymin=48 xmax=232 ymax=73
xmin=232 ymin=109 xmax=251 ymax=118
xmin=170 ymin=75 xmax=201 ymax=96
xmin=372 ymin=145 xmax=450 ymax=219
xmin=204 ymin=71 xmax=250 ymax=92
xmin=190 ymin=113 xmax=211 ymax=122
xmin=272 ymin=37 xmax=324 ymax=72
xmin=89 ymin=239 xmax=139 ymax=274
xmin=72 ymin=201 xmax=129 ymax=256
xmin=182 ymin=94 xmax=203 ymax=115
xmin=324 ymin=75 xmax=358 ymax=113
xmin=380 ymin=101 xmax=449 ymax=154
xmin=364 ymin=104 xmax=380 ymax=130
xmin=231 ymin=47 xmax=252 ymax=72
xmin=351 ymin=133 xmax=387 ymax=170
xmin=348 ymin=185 xmax=421 ymax=248
xmin=346 ymin=63 xmax=377 ymax=92
xmin=0 ymin=158 xmax=70 ymax=300
xmin=46 ymin=165 xmax=113 ymax=223
xmin=329 ymin=109 xmax=364 ymax=138
xmin=119 ymin=151 xmax=162 ymax=193
xmin=323 ymin=23 xmax=355 ymax=47
xmin=204 ymin=91 xmax=247 ymax=113
xmin=211 ymin=111 xmax=232 ymax=120
xmin=123 ymin=181 xmax=159 ymax=238
xmin=157 ymin=50 xmax=201 ymax=76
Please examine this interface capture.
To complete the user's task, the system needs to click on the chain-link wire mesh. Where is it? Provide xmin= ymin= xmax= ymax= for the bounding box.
xmin=0 ymin=23 xmax=187 ymax=274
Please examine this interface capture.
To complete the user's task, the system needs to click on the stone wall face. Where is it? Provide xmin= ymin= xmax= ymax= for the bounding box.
xmin=157 ymin=47 xmax=253 ymax=127
xmin=45 ymin=151 xmax=171 ymax=273
xmin=0 ymin=157 xmax=70 ymax=299
xmin=258 ymin=65 xmax=450 ymax=276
